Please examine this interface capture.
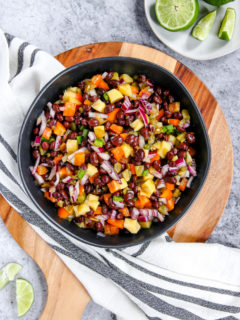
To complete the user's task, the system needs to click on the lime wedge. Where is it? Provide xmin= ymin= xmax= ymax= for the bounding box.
xmin=203 ymin=0 xmax=234 ymax=6
xmin=0 ymin=263 xmax=22 ymax=290
xmin=192 ymin=10 xmax=217 ymax=41
xmin=218 ymin=8 xmax=236 ymax=40
xmin=155 ymin=0 xmax=199 ymax=32
xmin=16 ymin=278 xmax=34 ymax=317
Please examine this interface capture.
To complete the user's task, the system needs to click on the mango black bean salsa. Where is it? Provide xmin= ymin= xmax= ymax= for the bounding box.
xmin=30 ymin=72 xmax=197 ymax=235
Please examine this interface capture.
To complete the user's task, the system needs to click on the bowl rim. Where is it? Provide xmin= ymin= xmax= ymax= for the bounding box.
xmin=17 ymin=56 xmax=211 ymax=248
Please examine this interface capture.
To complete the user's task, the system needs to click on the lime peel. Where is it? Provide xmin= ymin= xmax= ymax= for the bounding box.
xmin=16 ymin=278 xmax=34 ymax=317
xmin=192 ymin=10 xmax=217 ymax=41
xmin=218 ymin=8 xmax=236 ymax=41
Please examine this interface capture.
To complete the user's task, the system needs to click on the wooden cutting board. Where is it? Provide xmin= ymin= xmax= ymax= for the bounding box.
xmin=0 ymin=42 xmax=233 ymax=319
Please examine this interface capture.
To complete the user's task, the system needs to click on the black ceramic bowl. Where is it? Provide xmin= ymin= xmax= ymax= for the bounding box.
xmin=18 ymin=57 xmax=211 ymax=248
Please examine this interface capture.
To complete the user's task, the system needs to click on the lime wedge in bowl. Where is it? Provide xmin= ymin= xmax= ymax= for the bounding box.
xmin=0 ymin=262 xmax=22 ymax=290
xmin=203 ymin=0 xmax=234 ymax=6
xmin=218 ymin=8 xmax=236 ymax=40
xmin=192 ymin=10 xmax=217 ymax=41
xmin=16 ymin=278 xmax=34 ymax=317
xmin=155 ymin=0 xmax=199 ymax=31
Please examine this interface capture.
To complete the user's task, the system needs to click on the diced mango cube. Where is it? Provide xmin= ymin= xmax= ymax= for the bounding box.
xmin=76 ymin=203 xmax=90 ymax=217
xmin=122 ymin=169 xmax=131 ymax=182
xmin=141 ymin=179 xmax=156 ymax=197
xmin=86 ymin=164 xmax=98 ymax=177
xmin=94 ymin=126 xmax=105 ymax=139
xmin=107 ymin=89 xmax=123 ymax=104
xmin=120 ymin=178 xmax=128 ymax=190
xmin=86 ymin=194 xmax=99 ymax=201
xmin=66 ymin=139 xmax=78 ymax=154
xmin=92 ymin=99 xmax=106 ymax=112
xmin=157 ymin=141 xmax=172 ymax=159
xmin=85 ymin=200 xmax=99 ymax=211
xmin=121 ymin=143 xmax=133 ymax=158
xmin=130 ymin=119 xmax=144 ymax=131
xmin=118 ymin=84 xmax=132 ymax=97
xmin=124 ymin=218 xmax=141 ymax=234
xmin=111 ymin=72 xmax=119 ymax=81
xmin=120 ymin=74 xmax=133 ymax=84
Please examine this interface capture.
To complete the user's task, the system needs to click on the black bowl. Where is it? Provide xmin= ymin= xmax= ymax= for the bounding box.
xmin=18 ymin=57 xmax=211 ymax=248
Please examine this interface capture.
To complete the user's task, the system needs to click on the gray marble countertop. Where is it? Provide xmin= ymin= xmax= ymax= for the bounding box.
xmin=0 ymin=0 xmax=239 ymax=319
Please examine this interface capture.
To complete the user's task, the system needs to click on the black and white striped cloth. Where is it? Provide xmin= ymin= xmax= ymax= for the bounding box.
xmin=0 ymin=30 xmax=240 ymax=320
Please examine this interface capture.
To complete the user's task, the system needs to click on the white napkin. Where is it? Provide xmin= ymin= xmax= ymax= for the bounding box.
xmin=0 ymin=30 xmax=240 ymax=320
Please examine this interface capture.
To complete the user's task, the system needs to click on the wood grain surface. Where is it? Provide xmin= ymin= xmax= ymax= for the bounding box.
xmin=0 ymin=42 xmax=233 ymax=319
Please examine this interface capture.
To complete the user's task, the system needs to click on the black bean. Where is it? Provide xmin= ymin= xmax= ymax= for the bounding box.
xmin=65 ymin=116 xmax=74 ymax=122
xmin=186 ymin=133 xmax=196 ymax=144
xmin=111 ymin=136 xmax=123 ymax=147
xmin=88 ymin=119 xmax=99 ymax=127
xmin=33 ymin=127 xmax=39 ymax=135
xmin=104 ymin=104 xmax=115 ymax=114
xmin=153 ymin=95 xmax=162 ymax=104
xmin=63 ymin=121 xmax=70 ymax=129
xmin=32 ymin=149 xmax=40 ymax=159
xmin=41 ymin=141 xmax=49 ymax=151
xmin=95 ymin=222 xmax=103 ymax=232
xmin=90 ymin=152 xmax=98 ymax=166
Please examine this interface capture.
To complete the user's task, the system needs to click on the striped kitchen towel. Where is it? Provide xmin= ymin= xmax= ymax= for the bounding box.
xmin=0 ymin=29 xmax=240 ymax=320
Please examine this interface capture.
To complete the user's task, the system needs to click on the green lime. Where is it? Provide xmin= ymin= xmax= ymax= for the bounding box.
xmin=192 ymin=10 xmax=217 ymax=41
xmin=16 ymin=278 xmax=34 ymax=317
xmin=203 ymin=0 xmax=234 ymax=6
xmin=0 ymin=262 xmax=22 ymax=290
xmin=218 ymin=8 xmax=236 ymax=40
xmin=155 ymin=0 xmax=199 ymax=32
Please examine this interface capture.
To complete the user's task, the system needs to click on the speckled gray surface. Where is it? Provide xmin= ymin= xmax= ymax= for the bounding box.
xmin=0 ymin=0 xmax=239 ymax=319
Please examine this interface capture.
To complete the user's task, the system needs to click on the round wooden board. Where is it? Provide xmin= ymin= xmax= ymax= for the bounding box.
xmin=56 ymin=42 xmax=233 ymax=242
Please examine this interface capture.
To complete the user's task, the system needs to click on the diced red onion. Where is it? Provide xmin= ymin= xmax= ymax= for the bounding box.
xmin=68 ymin=185 xmax=74 ymax=202
xmin=187 ymin=176 xmax=194 ymax=188
xmin=176 ymin=158 xmax=186 ymax=168
xmin=188 ymin=165 xmax=197 ymax=176
xmin=68 ymin=147 xmax=87 ymax=161
xmin=32 ymin=136 xmax=41 ymax=147
xmin=138 ymin=216 xmax=150 ymax=222
xmin=131 ymin=207 xmax=139 ymax=219
xmin=121 ymin=96 xmax=131 ymax=112
xmin=138 ymin=104 xmax=145 ymax=113
xmin=91 ymin=146 xmax=105 ymax=153
xmin=113 ymin=201 xmax=124 ymax=209
xmin=155 ymin=103 xmax=160 ymax=110
xmin=32 ymin=155 xmax=40 ymax=174
xmin=39 ymin=163 xmax=49 ymax=167
xmin=36 ymin=111 xmax=44 ymax=126
xmin=169 ymin=166 xmax=178 ymax=172
xmin=81 ymin=174 xmax=89 ymax=186
xmin=139 ymin=108 xmax=148 ymax=127
xmin=125 ymin=108 xmax=139 ymax=115
xmin=98 ymin=152 xmax=110 ymax=161
xmin=159 ymin=197 xmax=167 ymax=204
xmin=54 ymin=172 xmax=60 ymax=186
xmin=101 ymin=161 xmax=121 ymax=181
xmin=175 ymin=197 xmax=180 ymax=204
xmin=88 ymin=89 xmax=97 ymax=96
xmin=151 ymin=170 xmax=162 ymax=179
xmin=183 ymin=122 xmax=190 ymax=129
xmin=139 ymin=99 xmax=153 ymax=113
xmin=88 ymin=112 xmax=108 ymax=119
xmin=54 ymin=136 xmax=61 ymax=151
xmin=157 ymin=179 xmax=166 ymax=189
xmin=47 ymin=102 xmax=55 ymax=118
xmin=48 ymin=165 xmax=57 ymax=181
xmin=146 ymin=79 xmax=154 ymax=87
xmin=161 ymin=164 xmax=169 ymax=177
xmin=30 ymin=167 xmax=44 ymax=185
xmin=72 ymin=181 xmax=80 ymax=202
xmin=101 ymin=72 xmax=108 ymax=79
xmin=104 ymin=132 xmax=109 ymax=142
xmin=59 ymin=106 xmax=65 ymax=112
xmin=39 ymin=113 xmax=47 ymax=136
xmin=140 ymin=93 xmax=150 ymax=100
xmin=49 ymin=186 xmax=56 ymax=193
xmin=139 ymin=135 xmax=145 ymax=148
xmin=144 ymin=152 xmax=157 ymax=163
xmin=110 ymin=210 xmax=117 ymax=219
xmin=62 ymin=176 xmax=73 ymax=183
xmin=88 ymin=131 xmax=96 ymax=141
xmin=138 ymin=209 xmax=164 ymax=221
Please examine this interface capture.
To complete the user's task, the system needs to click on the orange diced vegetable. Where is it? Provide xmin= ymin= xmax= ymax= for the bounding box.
xmin=74 ymin=152 xmax=85 ymax=166
xmin=131 ymin=86 xmax=139 ymax=94
xmin=135 ymin=194 xmax=152 ymax=209
xmin=160 ymin=189 xmax=173 ymax=200
xmin=103 ymin=193 xmax=111 ymax=205
xmin=59 ymin=167 xmax=73 ymax=178
xmin=44 ymin=192 xmax=57 ymax=203
xmin=59 ymin=143 xmax=66 ymax=152
xmin=36 ymin=165 xmax=48 ymax=176
xmin=107 ymin=180 xmax=122 ymax=193
xmin=107 ymin=108 xmax=120 ymax=123
xmin=119 ymin=207 xmax=130 ymax=217
xmin=98 ymin=80 xmax=109 ymax=90
xmin=139 ymin=88 xmax=151 ymax=98
xmin=111 ymin=147 xmax=124 ymax=162
xmin=156 ymin=109 xmax=164 ymax=121
xmin=166 ymin=198 xmax=175 ymax=211
xmin=107 ymin=219 xmax=124 ymax=229
xmin=58 ymin=207 xmax=70 ymax=218
xmin=179 ymin=178 xmax=188 ymax=191
xmin=53 ymin=121 xmax=66 ymax=136
xmin=149 ymin=153 xmax=160 ymax=163
xmin=42 ymin=127 xmax=52 ymax=140
xmin=63 ymin=102 xmax=76 ymax=117
xmin=79 ymin=185 xmax=84 ymax=196
xmin=168 ymin=119 xmax=180 ymax=126
xmin=89 ymin=172 xmax=99 ymax=184
xmin=166 ymin=183 xmax=175 ymax=191
xmin=129 ymin=164 xmax=136 ymax=174
xmin=94 ymin=207 xmax=102 ymax=215
xmin=54 ymin=154 xmax=63 ymax=164
xmin=110 ymin=124 xmax=123 ymax=135
xmin=76 ymin=93 xmax=83 ymax=103
xmin=84 ymin=99 xmax=91 ymax=105
xmin=120 ymin=133 xmax=128 ymax=140
xmin=104 ymin=223 xmax=119 ymax=235
xmin=188 ymin=147 xmax=196 ymax=157
xmin=91 ymin=74 xmax=109 ymax=90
